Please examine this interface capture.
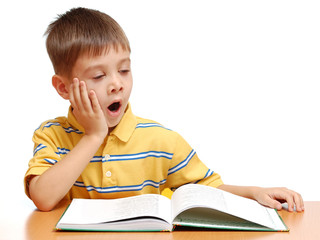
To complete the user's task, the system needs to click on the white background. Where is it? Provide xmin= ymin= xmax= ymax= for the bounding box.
xmin=0 ymin=0 xmax=319 ymax=210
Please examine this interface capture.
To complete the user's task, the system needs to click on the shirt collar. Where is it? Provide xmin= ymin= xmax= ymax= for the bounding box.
xmin=67 ymin=103 xmax=137 ymax=143
xmin=110 ymin=103 xmax=137 ymax=142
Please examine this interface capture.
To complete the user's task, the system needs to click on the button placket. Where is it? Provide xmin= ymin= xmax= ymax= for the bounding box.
xmin=104 ymin=154 xmax=112 ymax=178
xmin=106 ymin=171 xmax=112 ymax=177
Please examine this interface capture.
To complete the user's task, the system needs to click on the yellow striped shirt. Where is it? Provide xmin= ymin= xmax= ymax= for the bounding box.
xmin=24 ymin=104 xmax=223 ymax=200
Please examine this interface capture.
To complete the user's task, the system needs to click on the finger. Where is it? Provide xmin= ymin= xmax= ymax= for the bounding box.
xmin=283 ymin=189 xmax=303 ymax=212
xmin=293 ymin=192 xmax=304 ymax=212
xmin=299 ymin=194 xmax=305 ymax=211
xmin=262 ymin=197 xmax=282 ymax=210
xmin=274 ymin=188 xmax=296 ymax=212
xmin=79 ymin=81 xmax=93 ymax=113
xmin=72 ymin=78 xmax=81 ymax=110
xmin=89 ymin=90 xmax=102 ymax=113
xmin=69 ymin=82 xmax=75 ymax=107
xmin=285 ymin=192 xmax=295 ymax=212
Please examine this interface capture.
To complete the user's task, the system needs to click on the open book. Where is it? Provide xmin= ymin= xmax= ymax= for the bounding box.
xmin=56 ymin=184 xmax=288 ymax=232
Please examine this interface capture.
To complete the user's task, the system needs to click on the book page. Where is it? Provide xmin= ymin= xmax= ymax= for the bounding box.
xmin=59 ymin=195 xmax=172 ymax=225
xmin=171 ymin=184 xmax=227 ymax=220
xmin=171 ymin=184 xmax=287 ymax=230
xmin=173 ymin=207 xmax=271 ymax=230
xmin=221 ymin=187 xmax=286 ymax=230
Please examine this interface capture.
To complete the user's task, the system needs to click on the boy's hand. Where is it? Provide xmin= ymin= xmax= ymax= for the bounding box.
xmin=253 ymin=187 xmax=304 ymax=212
xmin=218 ymin=184 xmax=304 ymax=212
xmin=69 ymin=78 xmax=108 ymax=139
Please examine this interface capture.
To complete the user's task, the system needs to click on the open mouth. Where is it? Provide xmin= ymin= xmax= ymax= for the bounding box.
xmin=108 ymin=102 xmax=121 ymax=112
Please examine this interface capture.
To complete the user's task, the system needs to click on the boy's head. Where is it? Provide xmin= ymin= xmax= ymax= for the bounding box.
xmin=45 ymin=7 xmax=130 ymax=79
xmin=46 ymin=7 xmax=133 ymax=130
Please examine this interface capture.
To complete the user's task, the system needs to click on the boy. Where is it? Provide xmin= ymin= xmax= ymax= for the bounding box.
xmin=24 ymin=7 xmax=304 ymax=212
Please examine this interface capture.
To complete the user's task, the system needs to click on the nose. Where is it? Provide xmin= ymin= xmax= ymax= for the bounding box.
xmin=107 ymin=75 xmax=123 ymax=94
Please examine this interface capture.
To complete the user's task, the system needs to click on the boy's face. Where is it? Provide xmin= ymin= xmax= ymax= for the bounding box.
xmin=69 ymin=47 xmax=133 ymax=129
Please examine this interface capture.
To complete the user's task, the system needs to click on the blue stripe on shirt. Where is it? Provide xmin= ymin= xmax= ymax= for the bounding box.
xmin=136 ymin=123 xmax=171 ymax=131
xmin=90 ymin=151 xmax=174 ymax=163
xmin=56 ymin=147 xmax=70 ymax=156
xmin=168 ymin=149 xmax=196 ymax=175
xmin=42 ymin=122 xmax=83 ymax=134
xmin=44 ymin=158 xmax=58 ymax=165
xmin=194 ymin=169 xmax=214 ymax=184
xmin=74 ymin=179 xmax=167 ymax=193
xmin=33 ymin=144 xmax=47 ymax=156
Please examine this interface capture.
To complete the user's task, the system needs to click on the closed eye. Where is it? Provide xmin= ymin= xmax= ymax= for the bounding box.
xmin=93 ymin=74 xmax=105 ymax=80
xmin=119 ymin=69 xmax=130 ymax=74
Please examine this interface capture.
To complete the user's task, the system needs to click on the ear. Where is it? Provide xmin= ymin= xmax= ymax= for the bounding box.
xmin=52 ymin=75 xmax=70 ymax=100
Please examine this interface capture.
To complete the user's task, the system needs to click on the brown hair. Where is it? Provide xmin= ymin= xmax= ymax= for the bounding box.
xmin=45 ymin=7 xmax=130 ymax=78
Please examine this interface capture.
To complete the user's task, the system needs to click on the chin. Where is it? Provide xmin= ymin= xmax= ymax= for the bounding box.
xmin=108 ymin=119 xmax=121 ymax=129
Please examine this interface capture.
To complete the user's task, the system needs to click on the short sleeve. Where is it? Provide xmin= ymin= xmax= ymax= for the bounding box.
xmin=24 ymin=124 xmax=61 ymax=199
xmin=165 ymin=133 xmax=223 ymax=190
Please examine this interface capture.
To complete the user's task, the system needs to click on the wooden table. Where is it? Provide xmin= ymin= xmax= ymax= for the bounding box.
xmin=1 ymin=201 xmax=320 ymax=240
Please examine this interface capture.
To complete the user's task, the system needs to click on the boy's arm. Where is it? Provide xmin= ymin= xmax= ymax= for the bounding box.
xmin=29 ymin=79 xmax=108 ymax=211
xmin=29 ymin=135 xmax=103 ymax=211
xmin=217 ymin=184 xmax=304 ymax=212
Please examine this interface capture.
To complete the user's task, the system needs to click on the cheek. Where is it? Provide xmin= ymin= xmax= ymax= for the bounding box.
xmin=85 ymin=80 xmax=97 ymax=91
xmin=124 ymin=80 xmax=133 ymax=97
xmin=85 ymin=82 xmax=106 ymax=102
xmin=86 ymin=81 xmax=105 ymax=94
xmin=92 ymin=89 xmax=105 ymax=103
